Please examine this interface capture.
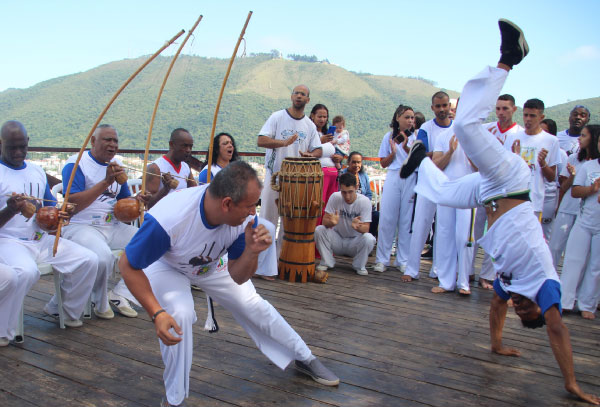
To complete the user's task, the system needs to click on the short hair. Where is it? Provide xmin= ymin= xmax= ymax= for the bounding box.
xmin=292 ymin=85 xmax=310 ymax=97
xmin=332 ymin=115 xmax=345 ymax=125
xmin=339 ymin=172 xmax=358 ymax=188
xmin=540 ymin=119 xmax=557 ymax=136
xmin=498 ymin=94 xmax=516 ymax=105
xmin=414 ymin=112 xmax=426 ymax=129
xmin=431 ymin=91 xmax=449 ymax=103
xmin=93 ymin=124 xmax=117 ymax=138
xmin=521 ymin=314 xmax=545 ymax=329
xmin=170 ymin=128 xmax=190 ymax=141
xmin=208 ymin=161 xmax=261 ymax=204
xmin=579 ymin=124 xmax=600 ymax=162
xmin=523 ymin=98 xmax=545 ymax=112
xmin=347 ymin=151 xmax=364 ymax=173
xmin=571 ymin=105 xmax=591 ymax=119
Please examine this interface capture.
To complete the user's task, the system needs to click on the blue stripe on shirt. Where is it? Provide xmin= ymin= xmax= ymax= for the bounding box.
xmin=62 ymin=163 xmax=86 ymax=194
xmin=417 ymin=129 xmax=429 ymax=152
xmin=227 ymin=216 xmax=258 ymax=260
xmin=125 ymin=213 xmax=171 ymax=270
xmin=43 ymin=183 xmax=57 ymax=207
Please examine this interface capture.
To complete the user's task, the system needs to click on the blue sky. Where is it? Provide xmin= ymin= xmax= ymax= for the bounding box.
xmin=1 ymin=0 xmax=599 ymax=108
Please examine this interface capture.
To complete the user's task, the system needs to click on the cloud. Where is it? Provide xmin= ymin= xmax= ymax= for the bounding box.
xmin=559 ymin=45 xmax=600 ymax=64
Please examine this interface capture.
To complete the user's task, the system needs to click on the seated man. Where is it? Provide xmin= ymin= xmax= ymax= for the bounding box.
xmin=145 ymin=128 xmax=197 ymax=210
xmin=62 ymin=124 xmax=149 ymax=319
xmin=315 ymin=172 xmax=375 ymax=275
xmin=0 ymin=121 xmax=98 ymax=335
xmin=118 ymin=161 xmax=339 ymax=407
xmin=400 ymin=20 xmax=598 ymax=404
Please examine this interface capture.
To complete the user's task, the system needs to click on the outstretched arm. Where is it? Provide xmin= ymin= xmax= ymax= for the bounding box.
xmin=544 ymin=306 xmax=600 ymax=404
xmin=489 ymin=293 xmax=521 ymax=356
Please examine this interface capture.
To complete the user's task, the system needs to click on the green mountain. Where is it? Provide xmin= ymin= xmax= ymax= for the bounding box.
xmin=0 ymin=54 xmax=597 ymax=157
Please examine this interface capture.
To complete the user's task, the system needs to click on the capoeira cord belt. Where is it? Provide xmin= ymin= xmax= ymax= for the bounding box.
xmin=482 ymin=190 xmax=530 ymax=212
xmin=204 ymin=296 xmax=219 ymax=333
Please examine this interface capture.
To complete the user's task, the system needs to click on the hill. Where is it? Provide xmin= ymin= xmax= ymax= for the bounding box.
xmin=0 ymin=54 xmax=597 ymax=157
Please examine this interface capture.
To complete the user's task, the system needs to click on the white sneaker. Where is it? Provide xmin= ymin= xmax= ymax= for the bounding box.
xmin=373 ymin=263 xmax=386 ymax=273
xmin=0 ymin=337 xmax=9 ymax=347
xmin=108 ymin=291 xmax=138 ymax=318
xmin=316 ymin=265 xmax=328 ymax=272
xmin=44 ymin=303 xmax=83 ymax=328
xmin=396 ymin=264 xmax=407 ymax=273
xmin=93 ymin=305 xmax=115 ymax=320
xmin=354 ymin=267 xmax=368 ymax=276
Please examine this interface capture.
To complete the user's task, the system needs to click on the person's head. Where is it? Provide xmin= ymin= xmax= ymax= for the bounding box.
xmin=449 ymin=98 xmax=458 ymax=120
xmin=569 ymin=105 xmax=591 ymax=135
xmin=210 ymin=132 xmax=238 ymax=165
xmin=510 ymin=293 xmax=545 ymax=329
xmin=390 ymin=104 xmax=415 ymax=138
xmin=347 ymin=151 xmax=364 ymax=174
xmin=169 ymin=128 xmax=194 ymax=163
xmin=338 ymin=172 xmax=359 ymax=204
xmin=310 ymin=104 xmax=329 ymax=134
xmin=208 ymin=161 xmax=262 ymax=226
xmin=522 ymin=99 xmax=545 ymax=134
xmin=496 ymin=94 xmax=517 ymax=126
xmin=431 ymin=91 xmax=450 ymax=123
xmin=540 ymin=119 xmax=557 ymax=136
xmin=90 ymin=124 xmax=119 ymax=163
xmin=291 ymin=84 xmax=310 ymax=111
xmin=332 ymin=115 xmax=345 ymax=132
xmin=578 ymin=124 xmax=600 ymax=162
xmin=414 ymin=112 xmax=426 ymax=130
xmin=0 ymin=120 xmax=29 ymax=167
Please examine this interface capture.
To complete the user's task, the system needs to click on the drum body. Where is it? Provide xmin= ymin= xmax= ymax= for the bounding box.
xmin=271 ymin=157 xmax=323 ymax=282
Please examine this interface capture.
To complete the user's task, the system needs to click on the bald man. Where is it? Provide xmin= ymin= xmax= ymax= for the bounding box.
xmin=145 ymin=128 xmax=197 ymax=209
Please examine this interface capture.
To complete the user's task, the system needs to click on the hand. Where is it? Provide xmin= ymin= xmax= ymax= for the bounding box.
xmin=537 ymin=148 xmax=548 ymax=167
xmin=245 ymin=223 xmax=272 ymax=254
xmin=492 ymin=346 xmax=521 ymax=357
xmin=320 ymin=133 xmax=334 ymax=144
xmin=449 ymin=135 xmax=458 ymax=152
xmin=331 ymin=154 xmax=344 ymax=164
xmin=511 ymin=139 xmax=521 ymax=155
xmin=389 ymin=138 xmax=397 ymax=155
xmin=592 ymin=178 xmax=600 ymax=193
xmin=154 ymin=312 xmax=183 ymax=346
xmin=57 ymin=203 xmax=75 ymax=226
xmin=565 ymin=383 xmax=600 ymax=405
xmin=330 ymin=210 xmax=340 ymax=226
xmin=161 ymin=173 xmax=175 ymax=189
xmin=135 ymin=192 xmax=151 ymax=206
xmin=566 ymin=163 xmax=576 ymax=176
xmin=6 ymin=193 xmax=28 ymax=214
xmin=284 ymin=133 xmax=298 ymax=147
xmin=351 ymin=216 xmax=362 ymax=231
xmin=105 ymin=163 xmax=123 ymax=184
xmin=299 ymin=150 xmax=313 ymax=157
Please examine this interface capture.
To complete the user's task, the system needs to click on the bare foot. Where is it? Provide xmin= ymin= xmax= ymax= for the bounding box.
xmin=255 ymin=275 xmax=276 ymax=281
xmin=581 ymin=311 xmax=596 ymax=320
xmin=401 ymin=275 xmax=414 ymax=282
xmin=492 ymin=346 xmax=521 ymax=357
xmin=459 ymin=289 xmax=471 ymax=296
xmin=478 ymin=278 xmax=494 ymax=290
xmin=431 ymin=287 xmax=448 ymax=294
xmin=507 ymin=299 xmax=514 ymax=308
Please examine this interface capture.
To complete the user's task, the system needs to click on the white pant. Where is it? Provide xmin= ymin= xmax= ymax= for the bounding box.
xmin=404 ymin=192 xmax=437 ymax=278
xmin=315 ymin=226 xmax=376 ymax=270
xmin=375 ymin=170 xmax=416 ymax=268
xmin=541 ymin=191 xmax=558 ymax=240
xmin=0 ymin=263 xmax=36 ymax=340
xmin=472 ymin=205 xmax=495 ymax=280
xmin=0 ymin=235 xmax=97 ymax=330
xmin=144 ymin=262 xmax=312 ymax=406
xmin=63 ymin=223 xmax=137 ymax=312
xmin=259 ymin=172 xmax=279 ymax=227
xmin=560 ymin=221 xmax=600 ymax=312
xmin=549 ymin=212 xmax=577 ymax=268
xmin=434 ymin=205 xmax=475 ymax=291
xmin=254 ymin=218 xmax=278 ymax=277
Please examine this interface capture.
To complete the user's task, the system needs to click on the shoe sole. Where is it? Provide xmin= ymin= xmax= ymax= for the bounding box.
xmin=499 ymin=18 xmax=529 ymax=59
xmin=295 ymin=364 xmax=340 ymax=386
xmin=400 ymin=140 xmax=425 ymax=178
xmin=109 ymin=302 xmax=138 ymax=318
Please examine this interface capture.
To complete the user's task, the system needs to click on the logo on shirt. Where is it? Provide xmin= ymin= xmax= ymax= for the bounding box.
xmin=520 ymin=147 xmax=537 ymax=169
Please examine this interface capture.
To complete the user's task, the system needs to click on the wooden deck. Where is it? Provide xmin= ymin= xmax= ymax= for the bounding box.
xmin=1 ymin=252 xmax=599 ymax=407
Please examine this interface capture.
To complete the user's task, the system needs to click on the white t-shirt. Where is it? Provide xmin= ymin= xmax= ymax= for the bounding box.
xmin=416 ymin=119 xmax=453 ymax=153
xmin=482 ymin=121 xmax=523 ymax=145
xmin=573 ymin=159 xmax=600 ymax=231
xmin=504 ymin=130 xmax=561 ymax=213
xmin=557 ymin=154 xmax=585 ymax=215
xmin=259 ymin=109 xmax=322 ymax=174
xmin=544 ymin=148 xmax=568 ymax=201
xmin=319 ymin=140 xmax=336 ymax=168
xmin=433 ymin=129 xmax=475 ymax=180
xmin=324 ymin=192 xmax=372 ymax=238
xmin=152 ymin=155 xmax=191 ymax=194
xmin=378 ymin=131 xmax=415 ymax=171
xmin=62 ymin=151 xmax=131 ymax=226
xmin=198 ymin=164 xmax=222 ymax=184
xmin=0 ymin=161 xmax=56 ymax=241
xmin=332 ymin=130 xmax=350 ymax=155
xmin=557 ymin=129 xmax=580 ymax=156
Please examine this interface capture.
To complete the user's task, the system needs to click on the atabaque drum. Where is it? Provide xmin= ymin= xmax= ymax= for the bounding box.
xmin=270 ymin=157 xmax=324 ymax=283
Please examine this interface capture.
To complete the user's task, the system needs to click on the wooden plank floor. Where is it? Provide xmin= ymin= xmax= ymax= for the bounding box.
xmin=1 ymin=251 xmax=599 ymax=407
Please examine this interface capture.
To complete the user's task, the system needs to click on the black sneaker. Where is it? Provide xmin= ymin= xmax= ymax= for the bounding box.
xmin=295 ymin=358 xmax=340 ymax=386
xmin=400 ymin=140 xmax=426 ymax=178
xmin=498 ymin=18 xmax=529 ymax=68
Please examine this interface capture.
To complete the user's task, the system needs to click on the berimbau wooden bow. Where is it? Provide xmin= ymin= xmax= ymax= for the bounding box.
xmin=205 ymin=11 xmax=253 ymax=183
xmin=140 ymin=14 xmax=203 ymax=224
xmin=52 ymin=29 xmax=185 ymax=256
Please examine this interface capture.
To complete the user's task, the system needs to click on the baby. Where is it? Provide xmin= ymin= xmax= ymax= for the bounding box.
xmin=331 ymin=115 xmax=350 ymax=169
